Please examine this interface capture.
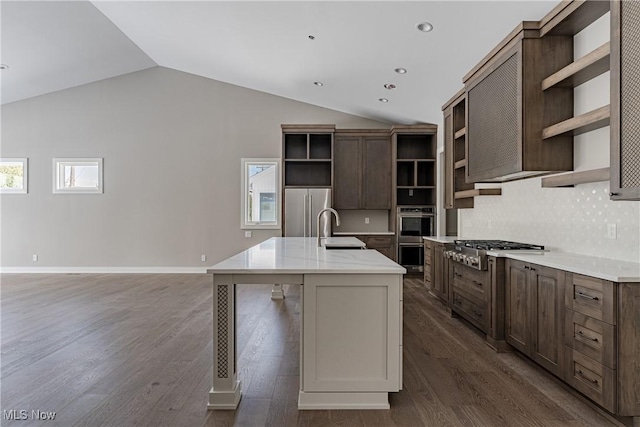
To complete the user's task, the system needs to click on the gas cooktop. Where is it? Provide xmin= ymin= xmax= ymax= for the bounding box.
xmin=454 ymin=240 xmax=545 ymax=251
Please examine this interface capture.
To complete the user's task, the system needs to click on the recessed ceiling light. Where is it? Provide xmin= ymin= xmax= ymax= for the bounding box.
xmin=395 ymin=68 xmax=407 ymax=74
xmin=384 ymin=83 xmax=396 ymax=90
xmin=416 ymin=22 xmax=433 ymax=32
xmin=313 ymin=81 xmax=324 ymax=86
xmin=379 ymin=98 xmax=389 ymax=103
xmin=0 ymin=64 xmax=8 ymax=70
xmin=308 ymin=35 xmax=315 ymax=40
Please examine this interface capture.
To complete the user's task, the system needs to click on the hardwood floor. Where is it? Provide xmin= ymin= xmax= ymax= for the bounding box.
xmin=0 ymin=274 xmax=629 ymax=427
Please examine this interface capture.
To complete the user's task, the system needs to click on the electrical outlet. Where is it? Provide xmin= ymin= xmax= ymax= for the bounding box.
xmin=606 ymin=223 xmax=617 ymax=239
xmin=364 ymin=217 xmax=370 ymax=224
xmin=245 ymin=231 xmax=252 ymax=238
xmin=409 ymin=189 xmax=414 ymax=196
xmin=201 ymin=254 xmax=207 ymax=262
xmin=32 ymin=254 xmax=38 ymax=262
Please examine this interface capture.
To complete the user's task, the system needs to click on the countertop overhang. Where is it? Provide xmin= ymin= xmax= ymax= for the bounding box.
xmin=208 ymin=237 xmax=406 ymax=275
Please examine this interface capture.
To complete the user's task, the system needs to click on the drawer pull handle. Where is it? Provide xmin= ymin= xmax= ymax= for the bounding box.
xmin=472 ymin=280 xmax=483 ymax=287
xmin=577 ymin=370 xmax=598 ymax=384
xmin=576 ymin=292 xmax=599 ymax=301
xmin=577 ymin=330 xmax=598 ymax=342
xmin=455 ymin=272 xmax=462 ymax=278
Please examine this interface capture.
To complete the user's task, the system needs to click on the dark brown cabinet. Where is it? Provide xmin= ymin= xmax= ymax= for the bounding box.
xmin=505 ymin=259 xmax=565 ymax=378
xmin=432 ymin=243 xmax=448 ymax=302
xmin=282 ymin=125 xmax=334 ymax=187
xmin=334 ymin=130 xmax=391 ymax=210
xmin=611 ymin=0 xmax=640 ymax=201
xmin=349 ymin=234 xmax=395 ymax=261
xmin=463 ymin=23 xmax=574 ymax=183
xmin=391 ymin=125 xmax=437 ymax=207
xmin=423 ymin=240 xmax=448 ymax=303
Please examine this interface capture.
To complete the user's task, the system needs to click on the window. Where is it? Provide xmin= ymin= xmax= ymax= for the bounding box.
xmin=53 ymin=158 xmax=103 ymax=194
xmin=241 ymin=158 xmax=281 ymax=229
xmin=0 ymin=158 xmax=28 ymax=194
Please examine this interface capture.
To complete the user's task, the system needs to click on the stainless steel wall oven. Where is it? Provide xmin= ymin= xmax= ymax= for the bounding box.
xmin=397 ymin=206 xmax=435 ymax=273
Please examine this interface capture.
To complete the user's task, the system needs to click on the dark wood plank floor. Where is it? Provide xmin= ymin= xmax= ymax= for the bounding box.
xmin=0 ymin=274 xmax=629 ymax=427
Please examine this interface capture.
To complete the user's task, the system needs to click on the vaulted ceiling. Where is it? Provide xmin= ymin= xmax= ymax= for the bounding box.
xmin=1 ymin=1 xmax=556 ymax=124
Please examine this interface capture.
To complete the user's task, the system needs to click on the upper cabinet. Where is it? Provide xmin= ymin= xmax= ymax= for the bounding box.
xmin=391 ymin=125 xmax=438 ymax=206
xmin=443 ymin=89 xmax=501 ymax=209
xmin=611 ymin=0 xmax=640 ymax=200
xmin=334 ymin=129 xmax=391 ymax=210
xmin=282 ymin=125 xmax=334 ymax=187
xmin=463 ymin=23 xmax=575 ymax=183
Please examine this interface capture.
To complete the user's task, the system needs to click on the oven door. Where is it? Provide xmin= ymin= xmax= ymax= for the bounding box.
xmin=397 ymin=214 xmax=434 ymax=243
xmin=398 ymin=244 xmax=424 ymax=273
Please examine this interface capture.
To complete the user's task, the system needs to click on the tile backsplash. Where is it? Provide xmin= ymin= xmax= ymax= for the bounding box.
xmin=460 ymin=178 xmax=640 ymax=263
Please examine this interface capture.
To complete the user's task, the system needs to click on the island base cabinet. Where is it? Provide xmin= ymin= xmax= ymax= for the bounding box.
xmin=300 ymin=274 xmax=402 ymax=409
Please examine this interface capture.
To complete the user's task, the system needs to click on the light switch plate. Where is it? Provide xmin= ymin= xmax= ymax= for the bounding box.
xmin=245 ymin=231 xmax=252 ymax=238
xmin=364 ymin=217 xmax=370 ymax=224
xmin=606 ymin=223 xmax=617 ymax=239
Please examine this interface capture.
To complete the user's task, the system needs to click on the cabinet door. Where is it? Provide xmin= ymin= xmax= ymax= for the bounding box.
xmin=334 ymin=136 xmax=361 ymax=209
xmin=611 ymin=0 xmax=640 ymax=200
xmin=466 ymin=51 xmax=521 ymax=182
xmin=363 ymin=136 xmax=391 ymax=209
xmin=443 ymin=110 xmax=454 ymax=209
xmin=432 ymin=243 xmax=447 ymax=302
xmin=505 ymin=260 xmax=530 ymax=354
xmin=530 ymin=264 xmax=565 ymax=377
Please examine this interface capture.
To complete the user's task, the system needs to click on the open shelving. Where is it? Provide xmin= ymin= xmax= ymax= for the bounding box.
xmin=282 ymin=125 xmax=334 ymax=187
xmin=391 ymin=126 xmax=438 ymax=207
xmin=538 ymin=0 xmax=611 ymax=190
xmin=541 ymin=167 xmax=610 ymax=188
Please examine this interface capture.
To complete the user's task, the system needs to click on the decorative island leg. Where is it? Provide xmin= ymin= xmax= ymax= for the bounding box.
xmin=208 ymin=274 xmax=241 ymax=410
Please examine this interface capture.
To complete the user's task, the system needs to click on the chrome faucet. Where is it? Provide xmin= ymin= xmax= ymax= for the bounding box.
xmin=317 ymin=208 xmax=340 ymax=247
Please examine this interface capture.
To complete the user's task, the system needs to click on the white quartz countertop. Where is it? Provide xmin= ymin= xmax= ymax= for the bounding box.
xmin=208 ymin=237 xmax=406 ymax=275
xmin=423 ymin=236 xmax=458 ymax=243
xmin=333 ymin=231 xmax=395 ymax=236
xmin=489 ymin=251 xmax=640 ymax=282
xmin=323 ymin=237 xmax=366 ymax=248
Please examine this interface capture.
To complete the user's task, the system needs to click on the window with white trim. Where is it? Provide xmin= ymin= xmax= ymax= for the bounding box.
xmin=241 ymin=158 xmax=281 ymax=229
xmin=53 ymin=158 xmax=103 ymax=194
xmin=0 ymin=158 xmax=28 ymax=194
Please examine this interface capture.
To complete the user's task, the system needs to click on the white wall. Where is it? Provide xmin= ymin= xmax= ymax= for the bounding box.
xmin=0 ymin=67 xmax=388 ymax=270
xmin=459 ymin=13 xmax=640 ymax=263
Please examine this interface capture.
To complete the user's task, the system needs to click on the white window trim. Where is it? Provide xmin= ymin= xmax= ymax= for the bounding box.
xmin=0 ymin=158 xmax=28 ymax=194
xmin=53 ymin=158 xmax=103 ymax=194
xmin=241 ymin=158 xmax=281 ymax=230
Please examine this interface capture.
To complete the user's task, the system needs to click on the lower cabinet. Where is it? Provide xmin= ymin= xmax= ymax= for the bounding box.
xmin=506 ymin=263 xmax=640 ymax=419
xmin=423 ymin=240 xmax=448 ymax=303
xmin=449 ymin=256 xmax=506 ymax=351
xmin=365 ymin=236 xmax=395 ymax=261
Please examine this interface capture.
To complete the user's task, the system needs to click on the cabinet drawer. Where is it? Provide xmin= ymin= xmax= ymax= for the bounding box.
xmin=564 ymin=309 xmax=616 ymax=369
xmin=451 ymin=264 xmax=488 ymax=302
xmin=565 ymin=273 xmax=616 ymax=325
xmin=451 ymin=291 xmax=487 ymax=333
xmin=368 ymin=236 xmax=393 ymax=247
xmin=565 ymin=347 xmax=616 ymax=413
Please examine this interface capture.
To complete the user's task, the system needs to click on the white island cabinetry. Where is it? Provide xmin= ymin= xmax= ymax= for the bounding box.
xmin=207 ymin=237 xmax=405 ymax=411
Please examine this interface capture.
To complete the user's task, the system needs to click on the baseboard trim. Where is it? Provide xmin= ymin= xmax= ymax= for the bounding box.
xmin=0 ymin=267 xmax=209 ymax=274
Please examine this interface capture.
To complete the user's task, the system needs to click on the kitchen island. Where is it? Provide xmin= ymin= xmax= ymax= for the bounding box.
xmin=206 ymin=237 xmax=406 ymax=410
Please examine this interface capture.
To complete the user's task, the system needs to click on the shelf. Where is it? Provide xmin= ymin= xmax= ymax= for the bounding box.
xmin=396 ymin=186 xmax=436 ymax=190
xmin=542 ymin=43 xmax=610 ymax=90
xmin=454 ymin=127 xmax=466 ymax=139
xmin=541 ymin=167 xmax=610 ymax=188
xmin=454 ymin=159 xmax=467 ymax=169
xmin=542 ymin=105 xmax=610 ymax=139
xmin=284 ymin=159 xmax=331 ymax=163
xmin=539 ymin=0 xmax=610 ymax=37
xmin=454 ymin=188 xmax=502 ymax=199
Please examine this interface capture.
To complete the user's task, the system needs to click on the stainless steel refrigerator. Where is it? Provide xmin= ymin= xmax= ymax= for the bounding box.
xmin=284 ymin=188 xmax=332 ymax=237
